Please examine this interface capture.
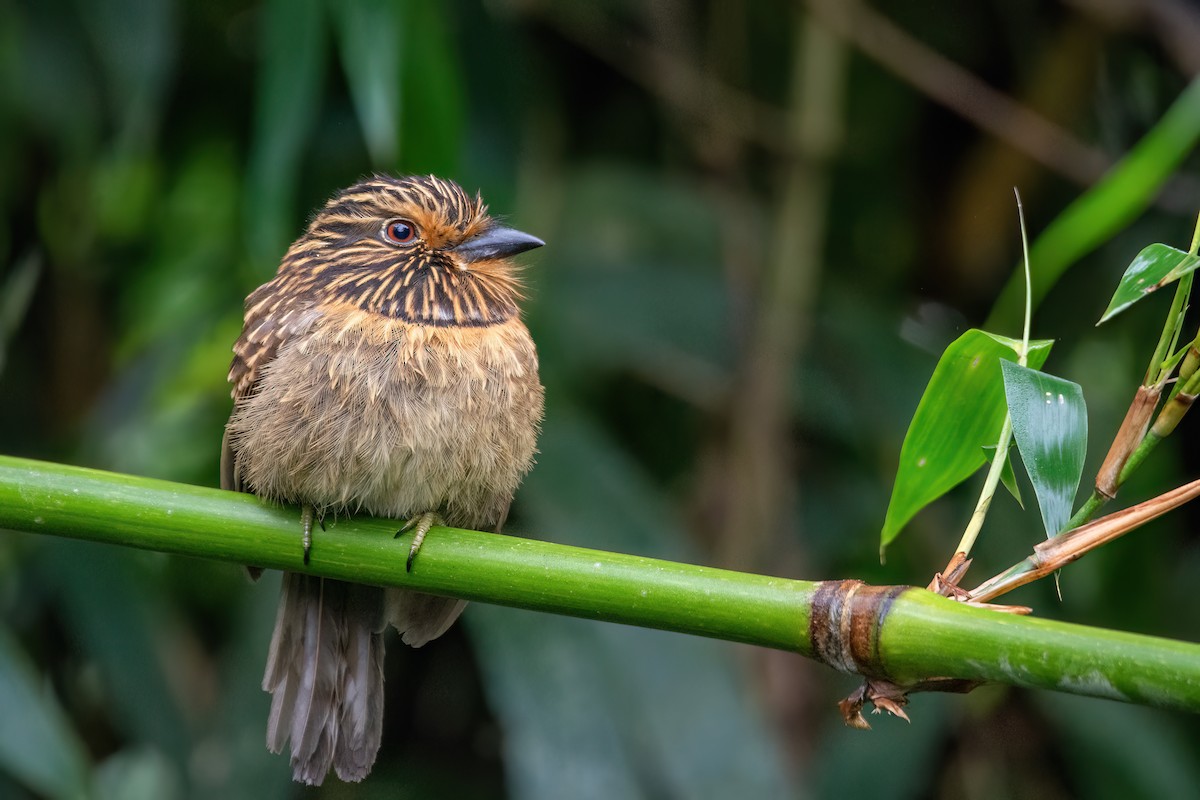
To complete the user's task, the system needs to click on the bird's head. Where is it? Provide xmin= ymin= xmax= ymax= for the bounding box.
xmin=275 ymin=174 xmax=543 ymax=326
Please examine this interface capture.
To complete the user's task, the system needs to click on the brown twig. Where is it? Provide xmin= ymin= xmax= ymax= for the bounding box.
xmin=519 ymin=2 xmax=792 ymax=152
xmin=927 ymin=551 xmax=971 ymax=595
xmin=1096 ymin=385 xmax=1161 ymax=498
xmin=807 ymin=0 xmax=1111 ymax=186
xmin=969 ymin=476 xmax=1200 ymax=602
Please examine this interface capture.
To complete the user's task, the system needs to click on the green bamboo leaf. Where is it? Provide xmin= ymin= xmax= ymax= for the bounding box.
xmin=987 ymin=76 xmax=1200 ymax=329
xmin=473 ymin=412 xmax=796 ymax=799
xmin=94 ymin=749 xmax=181 ymax=800
xmin=396 ymin=2 xmax=463 ymax=175
xmin=983 ymin=444 xmax=1023 ymax=509
xmin=0 ymin=252 xmax=41 ymax=378
xmin=1001 ymin=361 xmax=1087 ymax=537
xmin=208 ymin=573 xmax=293 ymax=797
xmin=881 ymin=329 xmax=1052 ymax=551
xmin=44 ymin=541 xmax=191 ymax=765
xmin=329 ymin=0 xmax=401 ymax=167
xmin=0 ymin=625 xmax=91 ymax=799
xmin=1041 ymin=694 xmax=1200 ymax=799
xmin=244 ymin=0 xmax=327 ymax=266
xmin=72 ymin=0 xmax=176 ymax=146
xmin=1098 ymin=244 xmax=1200 ymax=324
xmin=466 ymin=611 xmax=647 ymax=800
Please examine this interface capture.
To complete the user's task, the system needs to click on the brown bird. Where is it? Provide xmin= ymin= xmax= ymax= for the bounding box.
xmin=220 ymin=174 xmax=544 ymax=785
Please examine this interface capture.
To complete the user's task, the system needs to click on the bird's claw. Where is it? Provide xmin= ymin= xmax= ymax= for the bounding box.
xmin=395 ymin=511 xmax=441 ymax=572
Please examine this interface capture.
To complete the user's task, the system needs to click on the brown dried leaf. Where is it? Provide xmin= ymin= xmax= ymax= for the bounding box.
xmin=871 ymin=694 xmax=911 ymax=722
xmin=928 ymin=552 xmax=972 ymax=595
xmin=839 ymin=679 xmax=913 ymax=727
xmin=838 ymin=683 xmax=871 ymax=729
xmin=839 ymin=695 xmax=872 ymax=730
xmin=864 ymin=679 xmax=911 ymax=721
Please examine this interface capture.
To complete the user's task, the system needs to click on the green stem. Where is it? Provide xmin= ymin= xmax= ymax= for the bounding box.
xmin=2 ymin=455 xmax=1199 ymax=712
xmin=1016 ymin=188 xmax=1033 ymax=350
xmin=1065 ymin=489 xmax=1107 ymax=531
xmin=953 ymin=195 xmax=1030 ymax=560
xmin=1066 ymin=214 xmax=1200 ymax=529
xmin=1147 ymin=272 xmax=1192 ymax=386
xmin=955 ymin=416 xmax=1012 ymax=556
xmin=1170 ymin=347 xmax=1200 ymax=402
xmin=1115 ymin=348 xmax=1200 ymax=490
xmin=1167 ymin=213 xmax=1200 ymax=401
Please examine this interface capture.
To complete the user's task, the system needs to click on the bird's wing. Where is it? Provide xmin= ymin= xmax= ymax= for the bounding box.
xmin=221 ymin=283 xmax=314 ymax=492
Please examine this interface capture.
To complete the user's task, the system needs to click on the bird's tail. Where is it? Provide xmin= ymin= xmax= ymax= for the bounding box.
xmin=263 ymin=573 xmax=386 ymax=785
xmin=386 ymin=587 xmax=467 ymax=648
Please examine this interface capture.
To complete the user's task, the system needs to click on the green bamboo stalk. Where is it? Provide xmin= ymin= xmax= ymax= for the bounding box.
xmin=1 ymin=454 xmax=1198 ymax=712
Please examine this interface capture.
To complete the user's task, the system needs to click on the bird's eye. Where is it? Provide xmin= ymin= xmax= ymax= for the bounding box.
xmin=383 ymin=219 xmax=417 ymax=244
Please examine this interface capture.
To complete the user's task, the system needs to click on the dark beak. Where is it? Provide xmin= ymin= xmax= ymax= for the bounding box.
xmin=452 ymin=225 xmax=544 ymax=263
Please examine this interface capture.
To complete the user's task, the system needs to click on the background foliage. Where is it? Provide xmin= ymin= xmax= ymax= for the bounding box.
xmin=2 ymin=1 xmax=1199 ymax=797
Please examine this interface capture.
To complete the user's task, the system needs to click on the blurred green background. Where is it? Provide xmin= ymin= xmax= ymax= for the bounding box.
xmin=2 ymin=1 xmax=1199 ymax=798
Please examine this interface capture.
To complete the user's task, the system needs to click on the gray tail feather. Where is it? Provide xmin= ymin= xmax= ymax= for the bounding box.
xmin=263 ymin=574 xmax=386 ymax=785
xmin=386 ymin=587 xmax=467 ymax=648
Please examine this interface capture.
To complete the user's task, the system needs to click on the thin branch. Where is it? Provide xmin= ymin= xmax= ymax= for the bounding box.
xmin=807 ymin=0 xmax=1111 ymax=185
xmin=970 ymin=476 xmax=1200 ymax=600
xmin=522 ymin=2 xmax=792 ymax=152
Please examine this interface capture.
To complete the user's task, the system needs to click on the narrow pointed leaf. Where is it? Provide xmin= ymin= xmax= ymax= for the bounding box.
xmin=983 ymin=444 xmax=1023 ymax=509
xmin=329 ymin=0 xmax=401 ymax=167
xmin=244 ymin=0 xmax=327 ymax=266
xmin=1001 ymin=361 xmax=1087 ymax=537
xmin=1098 ymin=244 xmax=1200 ymax=324
xmin=881 ymin=329 xmax=1052 ymax=550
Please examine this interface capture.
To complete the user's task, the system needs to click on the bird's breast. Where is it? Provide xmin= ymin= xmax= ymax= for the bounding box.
xmin=227 ymin=305 xmax=544 ymax=528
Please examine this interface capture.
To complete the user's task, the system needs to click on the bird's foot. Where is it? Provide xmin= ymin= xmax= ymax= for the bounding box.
xmin=395 ymin=511 xmax=442 ymax=572
xmin=300 ymin=505 xmax=326 ymax=565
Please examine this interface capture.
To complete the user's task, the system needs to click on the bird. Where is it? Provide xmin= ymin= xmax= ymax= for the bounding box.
xmin=220 ymin=174 xmax=545 ymax=785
